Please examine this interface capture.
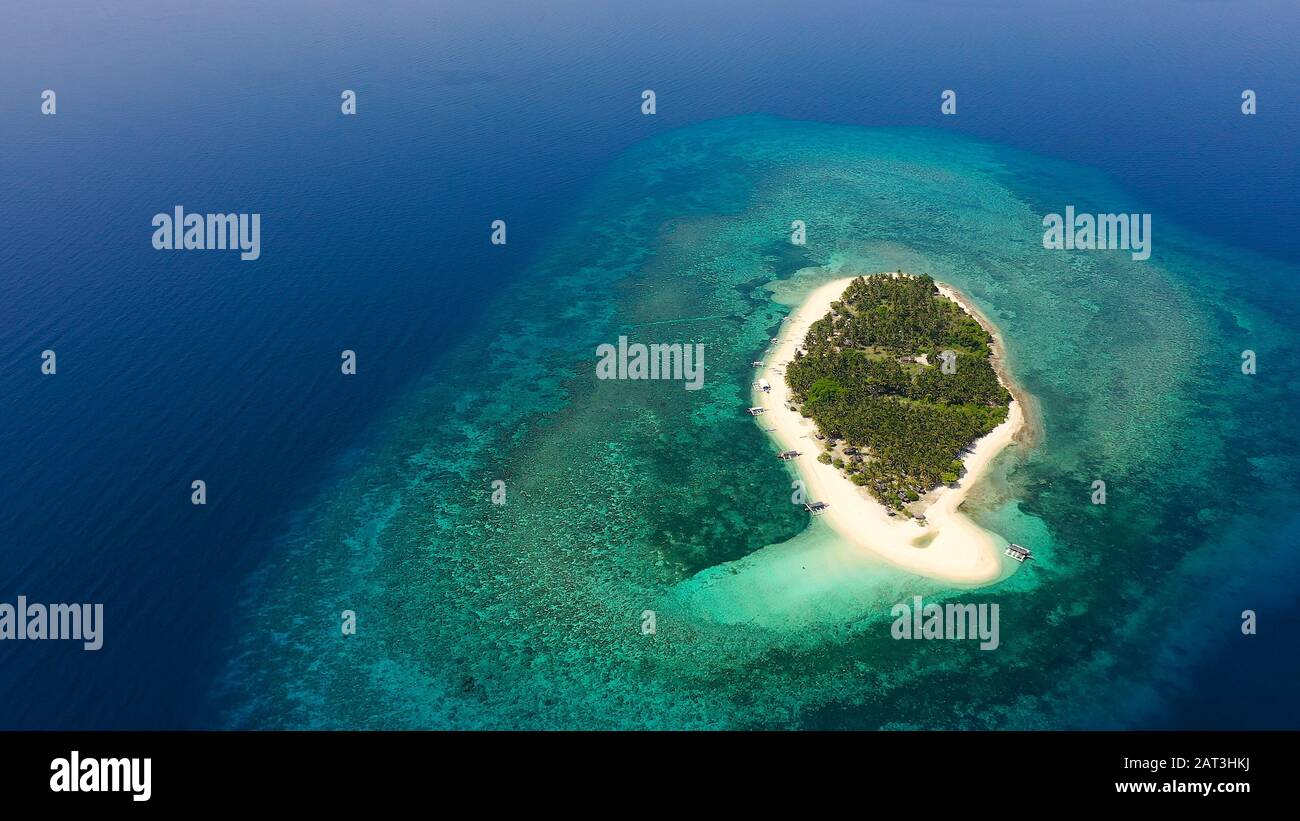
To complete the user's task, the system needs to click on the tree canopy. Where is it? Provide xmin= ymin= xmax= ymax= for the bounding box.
xmin=785 ymin=274 xmax=1011 ymax=510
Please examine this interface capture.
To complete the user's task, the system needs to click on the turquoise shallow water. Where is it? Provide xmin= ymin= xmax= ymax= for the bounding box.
xmin=215 ymin=116 xmax=1300 ymax=729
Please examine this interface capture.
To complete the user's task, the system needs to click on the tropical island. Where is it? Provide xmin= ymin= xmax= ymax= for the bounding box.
xmin=750 ymin=272 xmax=1025 ymax=584
xmin=784 ymin=273 xmax=1011 ymax=512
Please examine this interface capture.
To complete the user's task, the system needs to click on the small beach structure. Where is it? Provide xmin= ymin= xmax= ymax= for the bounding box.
xmin=747 ymin=406 xmax=766 ymax=416
xmin=777 ymin=450 xmax=801 ymax=460
xmin=1004 ymin=543 xmax=1033 ymax=563
xmin=804 ymin=501 xmax=829 ymax=514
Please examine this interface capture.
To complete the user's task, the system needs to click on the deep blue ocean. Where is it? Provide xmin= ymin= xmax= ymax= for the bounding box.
xmin=1 ymin=1 xmax=1297 ymax=728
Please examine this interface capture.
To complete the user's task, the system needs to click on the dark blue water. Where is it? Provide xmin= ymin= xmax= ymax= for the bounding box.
xmin=1 ymin=0 xmax=1296 ymax=728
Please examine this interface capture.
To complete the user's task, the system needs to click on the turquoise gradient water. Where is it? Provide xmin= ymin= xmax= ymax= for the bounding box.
xmin=216 ymin=116 xmax=1300 ymax=729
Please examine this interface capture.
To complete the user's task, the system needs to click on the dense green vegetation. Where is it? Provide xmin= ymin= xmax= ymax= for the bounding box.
xmin=786 ymin=274 xmax=1010 ymax=511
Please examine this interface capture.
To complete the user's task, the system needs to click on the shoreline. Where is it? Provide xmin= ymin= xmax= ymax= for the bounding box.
xmin=753 ymin=274 xmax=1026 ymax=584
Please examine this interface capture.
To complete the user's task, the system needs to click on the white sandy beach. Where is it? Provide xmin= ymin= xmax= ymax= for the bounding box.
xmin=753 ymin=275 xmax=1024 ymax=584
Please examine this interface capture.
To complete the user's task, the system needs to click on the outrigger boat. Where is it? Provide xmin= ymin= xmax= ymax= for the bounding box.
xmin=1004 ymin=543 xmax=1033 ymax=563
